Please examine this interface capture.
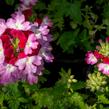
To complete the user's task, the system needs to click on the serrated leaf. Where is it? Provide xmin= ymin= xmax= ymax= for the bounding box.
xmin=98 ymin=94 xmax=109 ymax=104
xmin=70 ymin=93 xmax=88 ymax=109
xmin=72 ymin=81 xmax=86 ymax=91
xmin=8 ymin=99 xmax=20 ymax=109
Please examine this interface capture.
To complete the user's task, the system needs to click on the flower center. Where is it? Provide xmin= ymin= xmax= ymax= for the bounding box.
xmin=0 ymin=29 xmax=28 ymax=64
xmin=0 ymin=29 xmax=40 ymax=65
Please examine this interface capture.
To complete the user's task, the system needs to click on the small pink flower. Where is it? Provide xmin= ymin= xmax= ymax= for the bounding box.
xmin=27 ymin=73 xmax=38 ymax=84
xmin=0 ymin=39 xmax=4 ymax=64
xmin=15 ymin=56 xmax=42 ymax=70
xmin=97 ymin=63 xmax=109 ymax=75
xmin=15 ymin=56 xmax=42 ymax=84
xmin=85 ymin=51 xmax=97 ymax=65
xmin=0 ymin=64 xmax=18 ymax=84
xmin=0 ymin=19 xmax=7 ymax=36
xmin=42 ymin=52 xmax=54 ymax=62
xmin=39 ymin=25 xmax=49 ymax=36
xmin=6 ymin=11 xmax=31 ymax=31
xmin=42 ymin=16 xmax=53 ymax=27
xmin=20 ymin=0 xmax=37 ymax=6
xmin=24 ymin=34 xmax=39 ymax=55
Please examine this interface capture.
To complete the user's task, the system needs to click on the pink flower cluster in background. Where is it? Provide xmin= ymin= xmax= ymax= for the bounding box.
xmin=0 ymin=0 xmax=53 ymax=85
xmin=85 ymin=48 xmax=109 ymax=75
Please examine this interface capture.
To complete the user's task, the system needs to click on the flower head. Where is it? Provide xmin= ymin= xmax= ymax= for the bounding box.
xmin=94 ymin=51 xmax=104 ymax=59
xmin=6 ymin=11 xmax=31 ymax=31
xmin=97 ymin=63 xmax=109 ymax=75
xmin=20 ymin=0 xmax=38 ymax=6
xmin=15 ymin=56 xmax=42 ymax=84
xmin=85 ymin=51 xmax=97 ymax=65
xmin=0 ymin=11 xmax=53 ymax=85
xmin=24 ymin=34 xmax=39 ymax=55
xmin=0 ymin=64 xmax=19 ymax=84
xmin=0 ymin=19 xmax=7 ymax=36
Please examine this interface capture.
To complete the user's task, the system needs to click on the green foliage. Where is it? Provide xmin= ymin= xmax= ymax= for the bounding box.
xmin=99 ymin=41 xmax=109 ymax=56
xmin=5 ymin=0 xmax=15 ymax=5
xmin=98 ymin=94 xmax=109 ymax=104
xmin=86 ymin=71 xmax=107 ymax=92
xmin=32 ymin=68 xmax=86 ymax=109
xmin=57 ymin=29 xmax=79 ymax=52
xmin=0 ymin=69 xmax=89 ymax=109
xmin=67 ymin=1 xmax=82 ymax=23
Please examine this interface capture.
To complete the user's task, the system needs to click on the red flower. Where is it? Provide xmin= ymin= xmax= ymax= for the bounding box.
xmin=102 ymin=57 xmax=109 ymax=64
xmin=23 ymin=9 xmax=32 ymax=21
xmin=106 ymin=36 xmax=109 ymax=42
xmin=18 ymin=52 xmax=26 ymax=59
xmin=0 ymin=29 xmax=29 ymax=64
xmin=94 ymin=51 xmax=104 ymax=59
xmin=9 ymin=29 xmax=29 ymax=49
xmin=0 ymin=29 xmax=41 ymax=65
xmin=35 ymin=18 xmax=42 ymax=25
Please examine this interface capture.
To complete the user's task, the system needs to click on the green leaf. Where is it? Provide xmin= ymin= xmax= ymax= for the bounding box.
xmin=103 ymin=4 xmax=109 ymax=18
xmin=106 ymin=26 xmax=109 ymax=35
xmin=66 ymin=1 xmax=82 ymax=23
xmin=72 ymin=81 xmax=86 ymax=91
xmin=5 ymin=0 xmax=15 ymax=5
xmin=8 ymin=99 xmax=20 ymax=109
xmin=58 ymin=29 xmax=79 ymax=52
xmin=96 ymin=0 xmax=104 ymax=5
xmin=79 ymin=29 xmax=92 ymax=50
xmin=0 ymin=92 xmax=5 ymax=106
xmin=70 ymin=93 xmax=88 ymax=109
xmin=98 ymin=94 xmax=109 ymax=104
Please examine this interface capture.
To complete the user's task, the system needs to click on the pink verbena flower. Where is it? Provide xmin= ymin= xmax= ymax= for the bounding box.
xmin=20 ymin=0 xmax=37 ymax=6
xmin=31 ymin=19 xmax=54 ymax=62
xmin=19 ymin=0 xmax=38 ymax=12
xmin=97 ymin=63 xmax=109 ymax=75
xmin=0 ymin=64 xmax=19 ymax=84
xmin=40 ymin=42 xmax=54 ymax=62
xmin=85 ymin=51 xmax=97 ymax=65
xmin=6 ymin=11 xmax=30 ymax=31
xmin=0 ymin=19 xmax=7 ymax=36
xmin=24 ymin=34 xmax=39 ymax=55
xmin=0 ymin=39 xmax=5 ymax=64
xmin=42 ymin=16 xmax=53 ymax=27
xmin=39 ymin=25 xmax=50 ymax=36
xmin=15 ymin=56 xmax=42 ymax=84
xmin=0 ymin=11 xmax=53 ymax=85
xmin=18 ymin=0 xmax=38 ymax=20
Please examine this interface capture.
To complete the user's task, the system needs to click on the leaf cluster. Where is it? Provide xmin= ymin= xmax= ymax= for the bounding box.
xmin=0 ymin=69 xmax=88 ymax=109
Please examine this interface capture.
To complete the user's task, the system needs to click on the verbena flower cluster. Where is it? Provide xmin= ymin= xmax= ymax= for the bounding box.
xmin=0 ymin=0 xmax=53 ymax=85
xmin=85 ymin=39 xmax=109 ymax=75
